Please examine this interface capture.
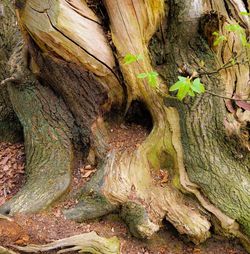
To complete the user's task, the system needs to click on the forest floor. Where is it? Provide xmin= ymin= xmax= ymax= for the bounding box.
xmin=0 ymin=135 xmax=248 ymax=254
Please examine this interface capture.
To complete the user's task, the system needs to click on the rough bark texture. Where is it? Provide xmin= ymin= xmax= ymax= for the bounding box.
xmin=0 ymin=0 xmax=250 ymax=252
xmin=153 ymin=0 xmax=250 ymax=242
xmin=65 ymin=0 xmax=212 ymax=243
xmin=0 ymin=40 xmax=75 ymax=214
xmin=0 ymin=0 xmax=22 ymax=142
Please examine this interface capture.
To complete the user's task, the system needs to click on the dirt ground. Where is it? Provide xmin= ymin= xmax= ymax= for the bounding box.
xmin=0 ymin=133 xmax=248 ymax=254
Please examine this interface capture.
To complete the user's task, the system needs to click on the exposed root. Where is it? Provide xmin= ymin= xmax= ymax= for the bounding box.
xmin=65 ymin=121 xmax=211 ymax=242
xmin=64 ymin=192 xmax=117 ymax=222
xmin=0 ymin=82 xmax=74 ymax=215
xmin=121 ymin=201 xmax=160 ymax=239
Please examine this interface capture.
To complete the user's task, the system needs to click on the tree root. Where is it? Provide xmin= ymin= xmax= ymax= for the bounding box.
xmin=64 ymin=193 xmax=118 ymax=222
xmin=64 ymin=145 xmax=211 ymax=243
xmin=0 ymin=82 xmax=74 ymax=215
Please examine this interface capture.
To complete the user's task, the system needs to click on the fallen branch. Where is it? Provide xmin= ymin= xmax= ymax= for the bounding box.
xmin=0 ymin=214 xmax=13 ymax=222
xmin=12 ymin=231 xmax=120 ymax=254
xmin=0 ymin=246 xmax=17 ymax=254
xmin=0 ymin=77 xmax=18 ymax=87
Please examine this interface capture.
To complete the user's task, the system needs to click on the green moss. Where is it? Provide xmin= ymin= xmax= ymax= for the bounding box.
xmin=64 ymin=192 xmax=117 ymax=222
xmin=147 ymin=149 xmax=161 ymax=169
xmin=121 ymin=201 xmax=154 ymax=239
xmin=172 ymin=175 xmax=182 ymax=189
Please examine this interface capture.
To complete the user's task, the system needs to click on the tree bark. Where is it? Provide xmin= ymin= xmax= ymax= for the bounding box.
xmin=1 ymin=0 xmax=250 ymax=251
xmin=0 ymin=0 xmax=22 ymax=142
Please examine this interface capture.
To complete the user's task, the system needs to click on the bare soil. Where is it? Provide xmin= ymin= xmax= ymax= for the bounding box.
xmin=108 ymin=122 xmax=149 ymax=152
xmin=0 ymin=129 xmax=248 ymax=254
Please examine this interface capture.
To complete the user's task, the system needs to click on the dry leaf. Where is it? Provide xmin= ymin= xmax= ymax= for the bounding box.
xmin=82 ymin=169 xmax=96 ymax=178
xmin=84 ymin=164 xmax=92 ymax=170
xmin=0 ymin=156 xmax=10 ymax=165
xmin=160 ymin=170 xmax=169 ymax=186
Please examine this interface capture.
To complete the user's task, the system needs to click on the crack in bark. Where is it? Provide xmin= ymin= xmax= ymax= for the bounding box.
xmin=44 ymin=11 xmax=121 ymax=84
xmin=65 ymin=0 xmax=102 ymax=26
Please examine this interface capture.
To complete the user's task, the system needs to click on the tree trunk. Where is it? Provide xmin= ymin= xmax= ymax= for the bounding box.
xmin=1 ymin=0 xmax=250 ymax=251
xmin=0 ymin=0 xmax=22 ymax=142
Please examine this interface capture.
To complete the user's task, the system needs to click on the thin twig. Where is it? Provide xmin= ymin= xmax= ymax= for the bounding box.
xmin=0 ymin=76 xmax=17 ymax=86
xmin=206 ymin=90 xmax=250 ymax=101
xmin=199 ymin=59 xmax=249 ymax=76
xmin=198 ymin=50 xmax=248 ymax=76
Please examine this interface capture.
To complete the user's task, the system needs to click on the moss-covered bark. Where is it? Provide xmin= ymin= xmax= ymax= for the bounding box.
xmin=0 ymin=0 xmax=22 ymax=142
xmin=0 ymin=40 xmax=75 ymax=214
xmin=150 ymin=0 xmax=250 ymax=245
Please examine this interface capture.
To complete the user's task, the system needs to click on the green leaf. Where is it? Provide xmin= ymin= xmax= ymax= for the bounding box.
xmin=148 ymin=78 xmax=158 ymax=87
xmin=177 ymin=83 xmax=190 ymax=100
xmin=169 ymin=80 xmax=185 ymax=91
xmin=225 ymin=24 xmax=242 ymax=32
xmin=191 ymin=78 xmax=205 ymax=94
xmin=124 ymin=54 xmax=137 ymax=64
xmin=147 ymin=71 xmax=159 ymax=87
xmin=214 ymin=24 xmax=250 ymax=48
xmin=137 ymin=72 xmax=148 ymax=79
xmin=240 ymin=11 xmax=250 ymax=16
xmin=170 ymin=76 xmax=206 ymax=100
xmin=124 ymin=53 xmax=143 ymax=65
xmin=188 ymin=90 xmax=195 ymax=97
xmin=239 ymin=33 xmax=248 ymax=46
xmin=213 ymin=31 xmax=227 ymax=46
xmin=178 ymin=76 xmax=187 ymax=82
xmin=192 ymin=78 xmax=201 ymax=86
xmin=136 ymin=54 xmax=143 ymax=60
xmin=148 ymin=71 xmax=159 ymax=77
xmin=170 ymin=76 xmax=193 ymax=100
xmin=230 ymin=58 xmax=236 ymax=65
xmin=137 ymin=71 xmax=159 ymax=88
xmin=225 ymin=24 xmax=249 ymax=46
xmin=213 ymin=35 xmax=227 ymax=46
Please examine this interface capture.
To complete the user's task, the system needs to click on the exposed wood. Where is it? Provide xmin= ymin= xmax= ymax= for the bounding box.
xmin=0 ymin=246 xmax=17 ymax=254
xmin=18 ymin=0 xmax=123 ymax=107
xmin=13 ymin=232 xmax=120 ymax=254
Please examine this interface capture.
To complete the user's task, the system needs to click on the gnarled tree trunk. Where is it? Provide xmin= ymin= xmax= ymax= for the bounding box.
xmin=1 ymin=0 xmax=250 ymax=251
